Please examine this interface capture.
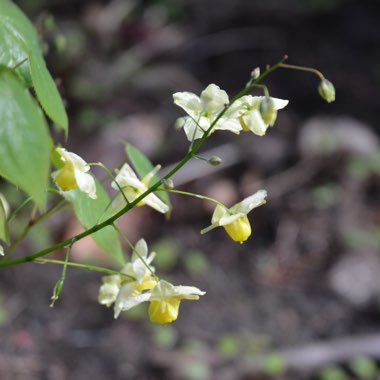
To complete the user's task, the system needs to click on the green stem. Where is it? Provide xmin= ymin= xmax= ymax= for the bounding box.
xmin=112 ymin=224 xmax=159 ymax=282
xmin=251 ymin=84 xmax=270 ymax=97
xmin=0 ymin=56 xmax=286 ymax=269
xmin=7 ymin=196 xmax=33 ymax=223
xmin=159 ymin=189 xmax=225 ymax=208
xmin=3 ymin=199 xmax=67 ymax=260
xmin=34 ymin=258 xmax=136 ymax=280
xmin=279 ymin=63 xmax=325 ymax=80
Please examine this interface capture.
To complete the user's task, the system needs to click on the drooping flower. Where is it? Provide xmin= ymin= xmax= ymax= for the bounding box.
xmin=112 ymin=163 xmax=169 ymax=214
xmin=173 ymin=84 xmax=242 ymax=141
xmin=237 ymin=96 xmax=288 ymax=136
xmin=115 ymin=279 xmax=205 ymax=324
xmin=52 ymin=148 xmax=97 ymax=199
xmin=97 ymin=239 xmax=158 ymax=316
xmin=201 ymin=189 xmax=267 ymax=244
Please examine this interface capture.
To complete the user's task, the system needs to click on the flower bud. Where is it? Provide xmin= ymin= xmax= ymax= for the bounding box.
xmin=251 ymin=67 xmax=260 ymax=80
xmin=318 ymin=78 xmax=335 ymax=103
xmin=208 ymin=156 xmax=222 ymax=166
xmin=175 ymin=117 xmax=187 ymax=130
xmin=259 ymin=97 xmax=277 ymax=126
xmin=163 ymin=178 xmax=174 ymax=190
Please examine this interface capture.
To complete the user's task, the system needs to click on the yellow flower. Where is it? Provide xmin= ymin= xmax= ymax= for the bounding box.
xmin=112 ymin=164 xmax=169 ymax=214
xmin=114 ymin=280 xmax=205 ymax=324
xmin=201 ymin=190 xmax=267 ymax=243
xmin=147 ymin=280 xmax=205 ymax=324
xmin=52 ymin=148 xmax=97 ymax=199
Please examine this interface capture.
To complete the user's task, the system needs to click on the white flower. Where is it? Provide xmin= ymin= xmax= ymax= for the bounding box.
xmin=52 ymin=148 xmax=97 ymax=199
xmin=120 ymin=239 xmax=156 ymax=285
xmin=173 ymin=84 xmax=242 ymax=141
xmin=201 ymin=189 xmax=267 ymax=243
xmin=115 ymin=279 xmax=205 ymax=324
xmin=98 ymin=275 xmax=122 ymax=307
xmin=237 ymin=96 xmax=288 ymax=136
xmin=112 ymin=163 xmax=169 ymax=214
xmin=0 ymin=245 xmax=4 ymax=256
xmin=96 ymin=238 xmax=157 ymax=318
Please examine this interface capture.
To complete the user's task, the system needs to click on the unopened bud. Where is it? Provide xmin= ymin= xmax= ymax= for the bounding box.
xmin=163 ymin=178 xmax=174 ymax=190
xmin=175 ymin=117 xmax=187 ymax=130
xmin=251 ymin=67 xmax=260 ymax=80
xmin=208 ymin=156 xmax=222 ymax=166
xmin=259 ymin=97 xmax=277 ymax=126
xmin=318 ymin=78 xmax=335 ymax=103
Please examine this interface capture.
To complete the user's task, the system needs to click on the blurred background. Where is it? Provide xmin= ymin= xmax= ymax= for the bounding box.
xmin=1 ymin=0 xmax=380 ymax=379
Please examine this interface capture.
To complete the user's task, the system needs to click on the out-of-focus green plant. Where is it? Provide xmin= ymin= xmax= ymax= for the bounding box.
xmin=319 ymin=366 xmax=346 ymax=380
xmin=349 ymin=356 xmax=378 ymax=379
xmin=263 ymin=353 xmax=286 ymax=376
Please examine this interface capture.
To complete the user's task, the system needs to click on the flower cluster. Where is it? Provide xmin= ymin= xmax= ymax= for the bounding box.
xmin=98 ymin=239 xmax=205 ymax=323
xmin=173 ymin=84 xmax=288 ymax=141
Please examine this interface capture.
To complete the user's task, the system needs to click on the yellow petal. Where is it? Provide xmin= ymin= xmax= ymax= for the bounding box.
xmin=223 ymin=215 xmax=251 ymax=243
xmin=148 ymin=298 xmax=180 ymax=324
xmin=55 ymin=161 xmax=77 ymax=191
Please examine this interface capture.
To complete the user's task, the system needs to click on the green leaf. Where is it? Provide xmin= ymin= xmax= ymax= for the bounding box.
xmin=0 ymin=0 xmax=39 ymax=85
xmin=126 ymin=143 xmax=170 ymax=207
xmin=0 ymin=72 xmax=51 ymax=209
xmin=0 ymin=0 xmax=68 ymax=132
xmin=0 ymin=195 xmax=10 ymax=244
xmin=67 ymin=179 xmax=125 ymax=266
xmin=29 ymin=52 xmax=68 ymax=134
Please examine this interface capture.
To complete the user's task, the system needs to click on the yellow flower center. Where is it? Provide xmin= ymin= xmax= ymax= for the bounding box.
xmin=135 ymin=275 xmax=157 ymax=293
xmin=223 ymin=215 xmax=251 ymax=244
xmin=148 ymin=297 xmax=180 ymax=324
xmin=239 ymin=115 xmax=251 ymax=132
xmin=55 ymin=161 xmax=77 ymax=191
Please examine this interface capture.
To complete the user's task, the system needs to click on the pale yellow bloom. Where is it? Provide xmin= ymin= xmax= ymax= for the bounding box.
xmin=112 ymin=164 xmax=169 ymax=214
xmin=201 ymin=190 xmax=267 ymax=243
xmin=114 ymin=280 xmax=205 ymax=324
xmin=52 ymin=148 xmax=97 ymax=199
xmin=237 ymin=96 xmax=288 ymax=136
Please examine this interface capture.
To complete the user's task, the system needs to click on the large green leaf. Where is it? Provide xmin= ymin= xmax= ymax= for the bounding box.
xmin=126 ymin=143 xmax=170 ymax=207
xmin=67 ymin=179 xmax=125 ymax=266
xmin=0 ymin=72 xmax=51 ymax=209
xmin=0 ymin=0 xmax=68 ymax=132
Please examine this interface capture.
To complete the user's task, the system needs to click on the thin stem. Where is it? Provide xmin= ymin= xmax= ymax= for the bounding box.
xmin=0 ymin=56 xmax=286 ymax=269
xmin=35 ymin=258 xmax=136 ymax=280
xmin=112 ymin=224 xmax=159 ymax=282
xmin=89 ymin=162 xmax=129 ymax=223
xmin=50 ymin=245 xmax=71 ymax=307
xmin=279 ymin=63 xmax=325 ymax=80
xmin=158 ymin=189 xmax=226 ymax=208
xmin=7 ymin=196 xmax=33 ymax=223
xmin=3 ymin=199 xmax=67 ymax=260
xmin=251 ymin=84 xmax=270 ymax=97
